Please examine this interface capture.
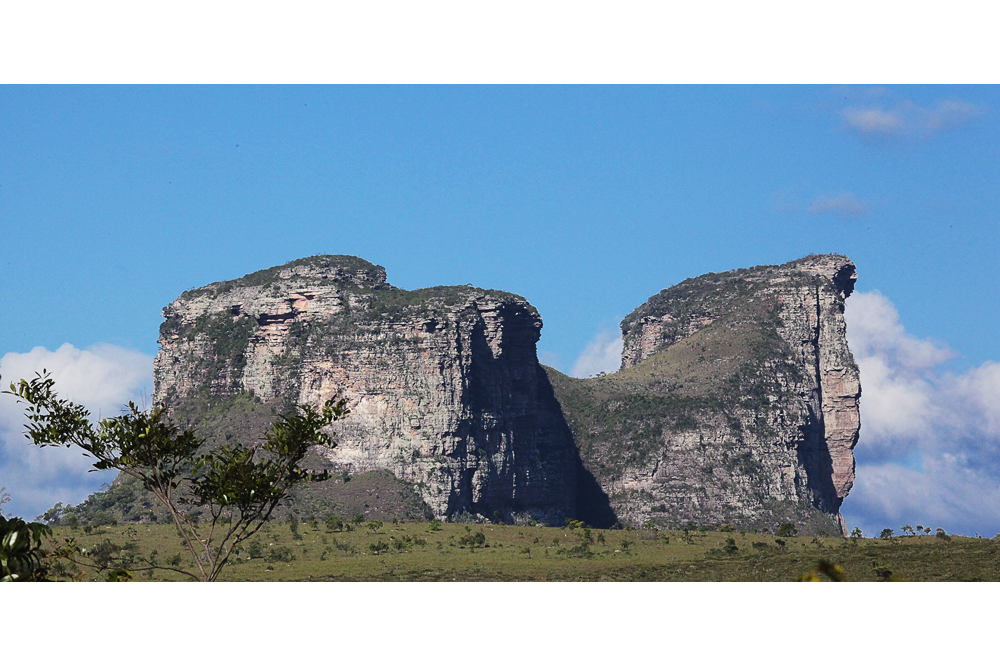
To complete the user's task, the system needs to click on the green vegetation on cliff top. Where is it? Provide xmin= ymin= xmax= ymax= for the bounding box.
xmin=621 ymin=254 xmax=843 ymax=333
xmin=177 ymin=255 xmax=538 ymax=319
xmin=182 ymin=255 xmax=388 ymax=298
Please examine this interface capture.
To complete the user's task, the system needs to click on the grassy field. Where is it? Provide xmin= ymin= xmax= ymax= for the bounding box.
xmin=41 ymin=520 xmax=1000 ymax=582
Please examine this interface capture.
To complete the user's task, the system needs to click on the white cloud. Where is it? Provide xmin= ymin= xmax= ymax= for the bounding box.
xmin=844 ymin=291 xmax=954 ymax=447
xmin=0 ymin=343 xmax=153 ymax=520
xmin=846 ymin=291 xmax=955 ymax=372
xmin=850 ymin=458 xmax=1000 ymax=538
xmin=841 ymin=292 xmax=1000 ymax=536
xmin=922 ymin=100 xmax=985 ymax=132
xmin=571 ymin=329 xmax=623 ymax=378
xmin=841 ymin=107 xmax=904 ymax=135
xmin=808 ymin=192 xmax=868 ymax=217
xmin=947 ymin=361 xmax=1000 ymax=437
xmin=841 ymin=99 xmax=985 ymax=139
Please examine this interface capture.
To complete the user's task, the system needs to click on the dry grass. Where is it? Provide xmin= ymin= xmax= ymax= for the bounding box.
xmin=41 ymin=522 xmax=1000 ymax=582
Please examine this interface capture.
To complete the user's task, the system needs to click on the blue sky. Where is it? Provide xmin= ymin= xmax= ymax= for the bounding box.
xmin=2 ymin=85 xmax=999 ymax=535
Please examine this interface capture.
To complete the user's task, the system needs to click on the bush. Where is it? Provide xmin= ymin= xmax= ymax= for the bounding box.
xmin=872 ymin=560 xmax=893 ymax=581
xmin=708 ymin=537 xmax=740 ymax=558
xmin=246 ymin=540 xmax=264 ymax=559
xmin=776 ymin=522 xmax=797 ymax=538
xmin=429 ymin=519 xmax=443 ymax=531
xmin=458 ymin=530 xmax=486 ymax=547
xmin=879 ymin=528 xmax=894 ymax=540
xmin=88 ymin=538 xmax=124 ymax=569
xmin=561 ymin=542 xmax=593 ymax=558
xmin=264 ymin=546 xmax=295 ymax=563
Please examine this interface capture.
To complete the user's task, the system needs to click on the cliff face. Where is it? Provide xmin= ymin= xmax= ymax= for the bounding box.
xmin=154 ymin=256 xmax=577 ymax=524
xmin=151 ymin=253 xmax=860 ymax=533
xmin=547 ymin=254 xmax=861 ymax=534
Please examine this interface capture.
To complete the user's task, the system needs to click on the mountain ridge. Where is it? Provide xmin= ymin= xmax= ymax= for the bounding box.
xmin=62 ymin=253 xmax=860 ymax=535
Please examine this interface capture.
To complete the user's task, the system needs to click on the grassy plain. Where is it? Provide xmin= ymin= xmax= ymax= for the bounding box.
xmin=42 ymin=521 xmax=1000 ymax=582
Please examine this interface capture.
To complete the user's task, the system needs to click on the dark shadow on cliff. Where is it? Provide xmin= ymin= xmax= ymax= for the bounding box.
xmin=574 ymin=461 xmax=618 ymax=528
xmin=797 ymin=405 xmax=842 ymax=517
xmin=535 ymin=366 xmax=618 ymax=528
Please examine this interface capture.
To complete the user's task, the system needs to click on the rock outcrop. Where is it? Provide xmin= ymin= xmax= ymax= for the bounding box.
xmin=145 ymin=252 xmax=861 ymax=533
xmin=154 ymin=256 xmax=578 ymax=524
xmin=546 ymin=254 xmax=861 ymax=534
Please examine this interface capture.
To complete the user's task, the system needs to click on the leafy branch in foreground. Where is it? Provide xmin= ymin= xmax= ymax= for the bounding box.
xmin=3 ymin=370 xmax=348 ymax=581
xmin=0 ymin=514 xmax=52 ymax=581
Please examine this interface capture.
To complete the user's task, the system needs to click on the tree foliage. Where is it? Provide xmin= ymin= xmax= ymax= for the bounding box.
xmin=0 ymin=514 xmax=52 ymax=581
xmin=775 ymin=522 xmax=797 ymax=538
xmin=3 ymin=371 xmax=348 ymax=581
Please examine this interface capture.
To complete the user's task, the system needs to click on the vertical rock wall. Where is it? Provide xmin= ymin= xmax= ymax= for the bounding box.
xmin=550 ymin=254 xmax=861 ymax=534
xmin=151 ymin=252 xmax=861 ymax=534
xmin=154 ymin=256 xmax=577 ymax=524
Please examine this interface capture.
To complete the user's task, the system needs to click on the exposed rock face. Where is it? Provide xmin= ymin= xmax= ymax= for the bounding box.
xmin=547 ymin=254 xmax=861 ymax=534
xmin=154 ymin=256 xmax=578 ymax=524
xmin=149 ymin=252 xmax=861 ymax=534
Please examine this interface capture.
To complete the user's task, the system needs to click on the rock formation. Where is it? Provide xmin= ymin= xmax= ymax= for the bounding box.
xmin=546 ymin=254 xmax=861 ymax=534
xmin=131 ymin=252 xmax=862 ymax=534
xmin=153 ymin=256 xmax=578 ymax=524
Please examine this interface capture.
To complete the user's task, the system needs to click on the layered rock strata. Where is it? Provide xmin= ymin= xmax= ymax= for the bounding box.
xmin=150 ymin=252 xmax=861 ymax=533
xmin=547 ymin=254 xmax=861 ymax=534
xmin=154 ymin=256 xmax=578 ymax=524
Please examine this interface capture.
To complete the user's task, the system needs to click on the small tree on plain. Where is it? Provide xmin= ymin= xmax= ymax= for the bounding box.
xmin=3 ymin=370 xmax=347 ymax=582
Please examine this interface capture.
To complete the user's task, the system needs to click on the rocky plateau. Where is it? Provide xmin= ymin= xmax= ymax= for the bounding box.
xmin=86 ymin=253 xmax=861 ymax=535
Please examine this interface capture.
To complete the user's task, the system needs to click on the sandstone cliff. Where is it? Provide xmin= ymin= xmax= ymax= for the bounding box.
xmin=547 ymin=254 xmax=861 ymax=534
xmin=153 ymin=256 xmax=578 ymax=524
xmin=88 ymin=252 xmax=864 ymax=534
